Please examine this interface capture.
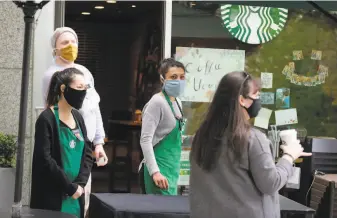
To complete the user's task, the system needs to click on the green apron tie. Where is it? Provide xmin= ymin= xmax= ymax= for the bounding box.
xmin=144 ymin=92 xmax=183 ymax=195
xmin=54 ymin=105 xmax=85 ymax=218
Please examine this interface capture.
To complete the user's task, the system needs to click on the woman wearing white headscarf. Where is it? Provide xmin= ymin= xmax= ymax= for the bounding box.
xmin=41 ymin=27 xmax=108 ymax=217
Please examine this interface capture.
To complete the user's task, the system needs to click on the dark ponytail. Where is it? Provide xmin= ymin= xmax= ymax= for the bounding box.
xmin=46 ymin=67 xmax=84 ymax=107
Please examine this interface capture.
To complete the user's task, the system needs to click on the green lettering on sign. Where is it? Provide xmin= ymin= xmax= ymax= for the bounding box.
xmin=180 ymin=161 xmax=190 ymax=169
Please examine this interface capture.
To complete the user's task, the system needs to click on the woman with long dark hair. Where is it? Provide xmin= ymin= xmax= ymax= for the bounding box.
xmin=30 ymin=68 xmax=93 ymax=218
xmin=140 ymin=58 xmax=185 ymax=195
xmin=190 ymin=71 xmax=311 ymax=218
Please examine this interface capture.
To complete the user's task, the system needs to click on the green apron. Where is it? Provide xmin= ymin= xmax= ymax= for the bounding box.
xmin=144 ymin=92 xmax=183 ymax=195
xmin=54 ymin=105 xmax=85 ymax=218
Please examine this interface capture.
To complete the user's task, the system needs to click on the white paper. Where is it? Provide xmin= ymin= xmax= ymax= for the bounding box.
xmin=261 ymin=72 xmax=273 ymax=89
xmin=254 ymin=108 xmax=273 ymax=129
xmin=175 ymin=47 xmax=245 ymax=102
xmin=275 ymin=108 xmax=298 ymax=126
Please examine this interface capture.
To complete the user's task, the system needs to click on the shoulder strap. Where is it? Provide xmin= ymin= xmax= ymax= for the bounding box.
xmin=162 ymin=91 xmax=175 ymax=113
xmin=175 ymin=98 xmax=183 ymax=117
xmin=54 ymin=105 xmax=60 ymax=123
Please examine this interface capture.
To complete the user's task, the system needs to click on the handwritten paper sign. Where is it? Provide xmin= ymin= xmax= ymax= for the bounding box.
xmin=275 ymin=108 xmax=298 ymax=126
xmin=254 ymin=107 xmax=273 ymax=129
xmin=260 ymin=92 xmax=274 ymax=105
xmin=175 ymin=47 xmax=245 ymax=102
xmin=261 ymin=72 xmax=273 ymax=89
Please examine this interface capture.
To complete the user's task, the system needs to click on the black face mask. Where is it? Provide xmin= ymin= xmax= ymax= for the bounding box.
xmin=63 ymin=86 xmax=87 ymax=110
xmin=245 ymin=98 xmax=261 ymax=118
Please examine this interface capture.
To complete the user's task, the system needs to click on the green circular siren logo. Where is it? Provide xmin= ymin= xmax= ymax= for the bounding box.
xmin=220 ymin=5 xmax=288 ymax=44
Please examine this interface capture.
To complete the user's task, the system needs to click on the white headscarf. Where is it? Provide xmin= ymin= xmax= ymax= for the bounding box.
xmin=50 ymin=27 xmax=78 ymax=52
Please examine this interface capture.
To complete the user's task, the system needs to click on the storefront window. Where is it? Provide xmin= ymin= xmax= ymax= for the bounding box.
xmin=171 ymin=1 xmax=337 ymax=138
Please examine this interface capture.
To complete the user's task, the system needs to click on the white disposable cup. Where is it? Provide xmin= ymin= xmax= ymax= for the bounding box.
xmin=279 ymin=129 xmax=297 ymax=145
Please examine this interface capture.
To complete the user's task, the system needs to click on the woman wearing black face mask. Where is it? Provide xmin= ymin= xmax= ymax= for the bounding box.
xmin=189 ymin=71 xmax=311 ymax=218
xmin=30 ymin=68 xmax=93 ymax=218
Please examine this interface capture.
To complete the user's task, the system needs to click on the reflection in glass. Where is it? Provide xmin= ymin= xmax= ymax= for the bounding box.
xmin=172 ymin=1 xmax=337 ymax=138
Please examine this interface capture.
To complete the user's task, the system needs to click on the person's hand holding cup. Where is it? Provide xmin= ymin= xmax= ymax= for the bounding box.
xmin=279 ymin=129 xmax=297 ymax=145
xmin=279 ymin=129 xmax=312 ymax=163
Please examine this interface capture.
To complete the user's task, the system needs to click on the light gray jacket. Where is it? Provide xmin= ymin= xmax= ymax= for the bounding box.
xmin=190 ymin=128 xmax=293 ymax=218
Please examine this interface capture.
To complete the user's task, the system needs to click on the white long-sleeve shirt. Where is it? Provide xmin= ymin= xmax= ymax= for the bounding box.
xmin=42 ymin=62 xmax=105 ymax=145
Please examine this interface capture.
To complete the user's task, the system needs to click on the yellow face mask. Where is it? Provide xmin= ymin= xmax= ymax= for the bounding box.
xmin=58 ymin=44 xmax=78 ymax=62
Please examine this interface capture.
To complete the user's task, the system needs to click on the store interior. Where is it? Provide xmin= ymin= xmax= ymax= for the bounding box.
xmin=65 ymin=1 xmax=163 ymax=193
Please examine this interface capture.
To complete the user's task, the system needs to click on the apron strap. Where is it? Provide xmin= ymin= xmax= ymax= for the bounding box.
xmin=54 ymin=104 xmax=61 ymax=133
xmin=162 ymin=91 xmax=184 ymax=131
xmin=54 ymin=104 xmax=81 ymax=132
xmin=162 ymin=91 xmax=183 ymax=118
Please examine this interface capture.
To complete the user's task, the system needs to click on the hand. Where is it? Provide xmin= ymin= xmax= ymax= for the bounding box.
xmin=72 ymin=186 xmax=84 ymax=200
xmin=280 ymin=140 xmax=312 ymax=162
xmin=152 ymin=172 xmax=169 ymax=190
xmin=95 ymin=144 xmax=108 ymax=166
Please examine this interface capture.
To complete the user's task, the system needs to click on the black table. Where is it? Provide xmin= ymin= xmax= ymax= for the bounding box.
xmin=90 ymin=193 xmax=315 ymax=218
xmin=279 ymin=195 xmax=315 ymax=218
xmin=0 ymin=207 xmax=76 ymax=218
xmin=90 ymin=194 xmax=189 ymax=218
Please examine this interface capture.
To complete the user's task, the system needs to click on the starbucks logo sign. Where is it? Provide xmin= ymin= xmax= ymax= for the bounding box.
xmin=220 ymin=5 xmax=288 ymax=44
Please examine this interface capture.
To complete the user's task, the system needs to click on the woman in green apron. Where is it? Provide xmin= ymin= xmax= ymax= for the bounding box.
xmin=140 ymin=58 xmax=186 ymax=195
xmin=30 ymin=67 xmax=93 ymax=218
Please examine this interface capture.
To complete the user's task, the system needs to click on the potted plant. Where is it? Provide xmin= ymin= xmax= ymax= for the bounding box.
xmin=0 ymin=133 xmax=16 ymax=211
